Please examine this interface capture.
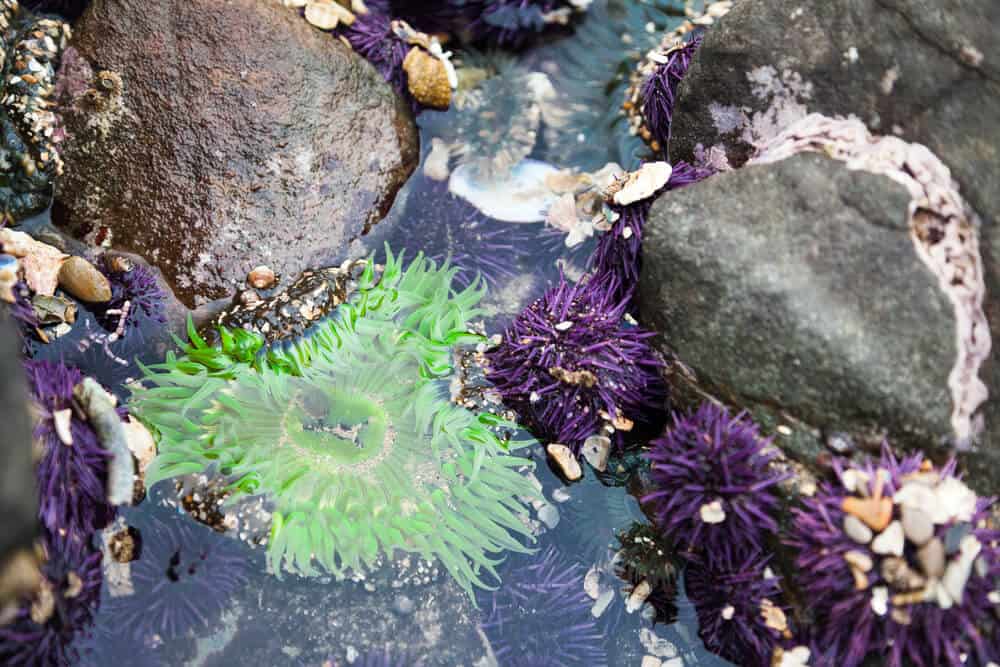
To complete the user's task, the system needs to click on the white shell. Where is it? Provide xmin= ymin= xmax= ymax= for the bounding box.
xmin=449 ymin=159 xmax=560 ymax=223
xmin=699 ymin=499 xmax=726 ymax=524
xmin=871 ymin=520 xmax=904 ymax=557
xmin=612 ymin=161 xmax=673 ymax=205
xmin=53 ymin=408 xmax=73 ymax=445
xmin=870 ymin=586 xmax=889 ymax=616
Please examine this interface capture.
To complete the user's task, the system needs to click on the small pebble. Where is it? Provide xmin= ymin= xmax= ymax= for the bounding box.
xmin=546 ymin=444 xmax=582 ymax=482
xmin=843 ymin=549 xmax=873 ymax=573
xmin=248 ymin=265 xmax=276 ymax=290
xmin=843 ymin=514 xmax=873 ymax=544
xmin=537 ymin=503 xmax=560 ymax=529
xmin=53 ymin=408 xmax=73 ymax=445
xmin=699 ymin=500 xmax=726 ymax=524
xmin=581 ymin=435 xmax=610 ymax=472
xmin=870 ymin=586 xmax=889 ymax=616
xmin=901 ymin=505 xmax=934 ymax=546
xmin=58 ymin=256 xmax=111 ymax=303
xmin=871 ymin=520 xmax=904 ymax=557
xmin=626 ymin=579 xmax=652 ymax=613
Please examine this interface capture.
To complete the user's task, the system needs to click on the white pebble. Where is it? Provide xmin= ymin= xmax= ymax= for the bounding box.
xmin=699 ymin=500 xmax=726 ymax=524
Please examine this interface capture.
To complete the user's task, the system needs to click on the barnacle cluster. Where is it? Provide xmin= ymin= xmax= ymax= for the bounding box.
xmin=130 ymin=248 xmax=540 ymax=596
xmin=0 ymin=0 xmax=69 ymax=224
xmin=785 ymin=447 xmax=1000 ymax=666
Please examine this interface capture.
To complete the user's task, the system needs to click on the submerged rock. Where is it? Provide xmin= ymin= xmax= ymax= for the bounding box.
xmin=52 ymin=0 xmax=418 ymax=307
xmin=639 ymin=150 xmax=999 ymax=490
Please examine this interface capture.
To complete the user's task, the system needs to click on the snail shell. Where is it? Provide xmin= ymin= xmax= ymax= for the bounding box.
xmin=403 ymin=47 xmax=451 ymax=110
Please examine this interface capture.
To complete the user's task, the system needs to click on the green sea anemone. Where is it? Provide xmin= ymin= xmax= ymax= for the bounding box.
xmin=129 ymin=249 xmax=540 ymax=596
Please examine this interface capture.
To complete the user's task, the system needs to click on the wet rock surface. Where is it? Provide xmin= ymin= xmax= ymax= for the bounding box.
xmin=636 ymin=153 xmax=1000 ymax=482
xmin=0 ymin=311 xmax=37 ymax=562
xmin=52 ymin=0 xmax=419 ymax=308
xmin=661 ymin=0 xmax=1000 ymax=491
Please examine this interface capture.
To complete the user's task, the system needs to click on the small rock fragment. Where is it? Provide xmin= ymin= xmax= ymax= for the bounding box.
xmin=248 ymin=265 xmax=276 ymax=290
xmin=871 ymin=520 xmax=905 ymax=557
xmin=843 ymin=514 xmax=873 ymax=544
xmin=842 ymin=495 xmax=892 ymax=532
xmin=546 ymin=444 xmax=582 ymax=482
xmin=843 ymin=549 xmax=873 ymax=573
xmin=699 ymin=499 xmax=726 ymax=524
xmin=591 ymin=588 xmax=614 ymax=618
xmin=900 ymin=505 xmax=934 ymax=546
xmin=581 ymin=435 xmax=610 ymax=472
xmin=537 ymin=502 xmax=559 ymax=529
xmin=58 ymin=256 xmax=112 ymax=303
xmin=53 ymin=408 xmax=73 ymax=445
xmin=626 ymin=579 xmax=652 ymax=613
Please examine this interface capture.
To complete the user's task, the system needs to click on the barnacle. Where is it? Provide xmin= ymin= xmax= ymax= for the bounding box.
xmin=129 ymin=248 xmax=540 ymax=597
xmin=0 ymin=2 xmax=70 ymax=224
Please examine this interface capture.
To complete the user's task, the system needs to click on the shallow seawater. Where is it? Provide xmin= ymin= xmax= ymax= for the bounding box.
xmin=52 ymin=1 xmax=734 ymax=665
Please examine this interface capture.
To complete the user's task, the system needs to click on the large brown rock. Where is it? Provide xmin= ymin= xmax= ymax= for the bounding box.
xmin=52 ymin=0 xmax=419 ymax=307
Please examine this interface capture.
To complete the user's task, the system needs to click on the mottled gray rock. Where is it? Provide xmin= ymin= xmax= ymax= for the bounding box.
xmin=637 ymin=153 xmax=988 ymax=477
xmin=0 ymin=312 xmax=36 ymax=563
xmin=52 ymin=0 xmax=419 ymax=307
xmin=662 ymin=0 xmax=1000 ymax=490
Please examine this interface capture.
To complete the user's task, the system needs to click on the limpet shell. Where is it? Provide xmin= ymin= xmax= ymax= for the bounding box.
xmin=403 ymin=47 xmax=451 ymax=110
xmin=304 ymin=1 xmax=354 ymax=31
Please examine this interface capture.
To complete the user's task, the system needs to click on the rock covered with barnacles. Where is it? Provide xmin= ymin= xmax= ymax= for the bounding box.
xmin=51 ymin=0 xmax=418 ymax=307
xmin=0 ymin=0 xmax=70 ymax=224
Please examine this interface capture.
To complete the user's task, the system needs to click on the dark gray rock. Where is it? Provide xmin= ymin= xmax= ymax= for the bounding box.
xmin=0 ymin=312 xmax=37 ymax=563
xmin=662 ymin=0 xmax=1000 ymax=490
xmin=52 ymin=0 xmax=419 ymax=307
xmin=638 ymin=153 xmax=982 ymax=476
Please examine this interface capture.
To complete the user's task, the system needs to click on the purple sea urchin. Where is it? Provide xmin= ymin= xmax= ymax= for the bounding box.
xmin=335 ymin=1 xmax=411 ymax=101
xmin=642 ymin=403 xmax=788 ymax=561
xmin=386 ymin=175 xmax=534 ymax=290
xmin=486 ymin=274 xmax=666 ymax=453
xmin=24 ymin=359 xmax=114 ymax=561
xmin=640 ymin=35 xmax=701 ymax=154
xmin=102 ymin=512 xmax=250 ymax=642
xmin=590 ymin=161 xmax=713 ymax=304
xmin=685 ymin=546 xmax=787 ymax=666
xmin=0 ymin=533 xmax=103 ymax=667
xmin=785 ymin=446 xmax=1000 ymax=667
xmin=479 ymin=545 xmax=608 ymax=666
xmin=94 ymin=255 xmax=166 ymax=340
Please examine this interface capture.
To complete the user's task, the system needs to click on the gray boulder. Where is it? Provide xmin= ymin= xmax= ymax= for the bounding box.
xmin=52 ymin=0 xmax=419 ymax=307
xmin=0 ymin=312 xmax=36 ymax=564
xmin=639 ymin=151 xmax=1000 ymax=491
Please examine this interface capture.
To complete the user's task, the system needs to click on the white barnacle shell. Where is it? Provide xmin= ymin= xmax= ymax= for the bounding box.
xmin=612 ymin=161 xmax=672 ymax=206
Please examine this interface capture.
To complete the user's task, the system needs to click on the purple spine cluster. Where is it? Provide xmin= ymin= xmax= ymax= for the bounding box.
xmin=103 ymin=513 xmax=250 ymax=642
xmin=0 ymin=532 xmax=103 ymax=667
xmin=96 ymin=256 xmax=166 ymax=336
xmin=486 ymin=274 xmax=665 ymax=452
xmin=685 ymin=546 xmax=787 ymax=666
xmin=24 ymin=359 xmax=114 ymax=561
xmin=640 ymin=35 xmax=702 ymax=152
xmin=785 ymin=446 xmax=1000 ymax=667
xmin=642 ymin=403 xmax=788 ymax=560
xmin=590 ymin=161 xmax=713 ymax=305
xmin=479 ymin=545 xmax=608 ymax=666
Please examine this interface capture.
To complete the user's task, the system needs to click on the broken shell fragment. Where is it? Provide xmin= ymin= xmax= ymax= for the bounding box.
xmin=403 ymin=47 xmax=451 ymax=110
xmin=581 ymin=435 xmax=611 ymax=472
xmin=699 ymin=499 xmax=726 ymax=524
xmin=610 ymin=162 xmax=672 ymax=206
xmin=871 ymin=520 xmax=905 ymax=557
xmin=842 ymin=495 xmax=893 ymax=532
xmin=304 ymin=1 xmax=354 ymax=30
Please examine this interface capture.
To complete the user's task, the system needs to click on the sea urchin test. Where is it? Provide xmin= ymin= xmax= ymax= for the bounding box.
xmin=129 ymin=248 xmax=539 ymax=596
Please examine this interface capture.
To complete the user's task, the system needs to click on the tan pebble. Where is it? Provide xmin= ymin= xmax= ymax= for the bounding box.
xmin=843 ymin=549 xmax=873 ymax=573
xmin=849 ymin=565 xmax=869 ymax=591
xmin=890 ymin=607 xmax=912 ymax=625
xmin=842 ymin=495 xmax=893 ymax=532
xmin=248 ymin=265 xmax=276 ymax=289
xmin=58 ymin=256 xmax=111 ymax=302
xmin=403 ymin=47 xmax=451 ymax=110
xmin=891 ymin=586 xmax=932 ymax=607
xmin=760 ymin=598 xmax=790 ymax=636
xmin=304 ymin=0 xmax=354 ymax=30
xmin=546 ymin=443 xmax=582 ymax=481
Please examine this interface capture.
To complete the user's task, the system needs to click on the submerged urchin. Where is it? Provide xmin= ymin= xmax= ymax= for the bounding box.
xmin=485 ymin=274 xmax=666 ymax=453
xmin=785 ymin=446 xmax=1000 ymax=667
xmin=102 ymin=512 xmax=250 ymax=642
xmin=94 ymin=254 xmax=166 ymax=341
xmin=130 ymin=249 xmax=540 ymax=596
xmin=479 ymin=545 xmax=608 ymax=666
xmin=24 ymin=359 xmax=115 ymax=561
xmin=642 ymin=403 xmax=788 ymax=561
xmin=685 ymin=546 xmax=788 ymax=666
xmin=0 ymin=533 xmax=103 ymax=667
